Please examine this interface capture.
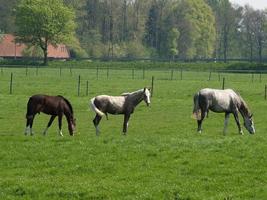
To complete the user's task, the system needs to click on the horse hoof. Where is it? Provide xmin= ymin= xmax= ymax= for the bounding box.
xmin=197 ymin=130 xmax=202 ymax=134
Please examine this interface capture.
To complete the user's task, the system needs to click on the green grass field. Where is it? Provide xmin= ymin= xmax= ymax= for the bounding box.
xmin=0 ymin=67 xmax=266 ymax=199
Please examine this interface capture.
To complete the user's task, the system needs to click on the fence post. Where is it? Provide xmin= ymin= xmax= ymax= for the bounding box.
xmin=143 ymin=67 xmax=145 ymax=79
xmin=26 ymin=67 xmax=28 ymax=76
xmin=251 ymin=73 xmax=254 ymax=82
xmin=1 ymin=67 xmax=3 ymax=75
xmin=265 ymin=85 xmax=267 ymax=100
xmin=96 ymin=66 xmax=99 ymax=80
xmin=86 ymin=80 xmax=89 ymax=96
xmin=171 ymin=69 xmax=174 ymax=80
xmin=77 ymin=75 xmax=81 ymax=96
xmin=70 ymin=65 xmax=72 ymax=76
xmin=36 ymin=66 xmax=38 ymax=76
xmin=208 ymin=71 xmax=212 ymax=81
xmin=260 ymin=72 xmax=262 ymax=83
xmin=132 ymin=68 xmax=134 ymax=79
xmin=60 ymin=66 xmax=62 ymax=77
xmin=151 ymin=76 xmax=154 ymax=97
xmin=222 ymin=77 xmax=225 ymax=89
xmin=10 ymin=73 xmax=13 ymax=94
xmin=107 ymin=67 xmax=109 ymax=79
xmin=180 ymin=68 xmax=183 ymax=80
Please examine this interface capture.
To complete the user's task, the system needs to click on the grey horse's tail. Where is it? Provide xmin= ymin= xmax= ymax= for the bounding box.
xmin=90 ymin=97 xmax=105 ymax=117
xmin=192 ymin=92 xmax=201 ymax=120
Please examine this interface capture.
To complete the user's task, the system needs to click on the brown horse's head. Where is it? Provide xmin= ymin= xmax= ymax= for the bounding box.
xmin=68 ymin=116 xmax=76 ymax=136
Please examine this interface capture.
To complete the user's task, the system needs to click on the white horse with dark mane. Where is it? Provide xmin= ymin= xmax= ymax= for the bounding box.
xmin=192 ymin=88 xmax=255 ymax=135
xmin=90 ymin=87 xmax=151 ymax=135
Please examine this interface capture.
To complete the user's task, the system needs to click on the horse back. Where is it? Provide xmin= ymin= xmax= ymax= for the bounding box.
xmin=95 ymin=95 xmax=126 ymax=114
xmin=26 ymin=95 xmax=64 ymax=116
xmin=199 ymin=88 xmax=240 ymax=112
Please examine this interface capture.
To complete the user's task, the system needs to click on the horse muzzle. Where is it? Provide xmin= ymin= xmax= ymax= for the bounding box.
xmin=250 ymin=128 xmax=255 ymax=134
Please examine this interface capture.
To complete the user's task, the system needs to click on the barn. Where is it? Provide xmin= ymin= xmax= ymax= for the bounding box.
xmin=0 ymin=34 xmax=70 ymax=59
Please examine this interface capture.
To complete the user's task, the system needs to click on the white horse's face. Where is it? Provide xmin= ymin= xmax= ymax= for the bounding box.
xmin=144 ymin=88 xmax=151 ymax=106
xmin=244 ymin=115 xmax=255 ymax=134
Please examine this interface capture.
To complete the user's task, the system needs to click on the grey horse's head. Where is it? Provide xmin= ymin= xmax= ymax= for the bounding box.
xmin=244 ymin=114 xmax=255 ymax=134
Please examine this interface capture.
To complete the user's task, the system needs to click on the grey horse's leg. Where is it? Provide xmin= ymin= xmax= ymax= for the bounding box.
xmin=197 ymin=107 xmax=208 ymax=133
xmin=93 ymin=115 xmax=102 ymax=136
xmin=43 ymin=115 xmax=56 ymax=135
xmin=233 ymin=112 xmax=243 ymax=135
xmin=123 ymin=114 xmax=131 ymax=134
xmin=223 ymin=113 xmax=230 ymax=135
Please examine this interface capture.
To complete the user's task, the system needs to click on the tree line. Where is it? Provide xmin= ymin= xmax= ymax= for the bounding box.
xmin=0 ymin=0 xmax=267 ymax=63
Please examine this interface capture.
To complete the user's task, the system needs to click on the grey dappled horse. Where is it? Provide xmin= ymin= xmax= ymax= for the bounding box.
xmin=90 ymin=88 xmax=151 ymax=135
xmin=192 ymin=88 xmax=255 ymax=135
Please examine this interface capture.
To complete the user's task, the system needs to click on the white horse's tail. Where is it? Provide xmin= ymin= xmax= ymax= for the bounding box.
xmin=192 ymin=92 xmax=201 ymax=120
xmin=90 ymin=97 xmax=105 ymax=117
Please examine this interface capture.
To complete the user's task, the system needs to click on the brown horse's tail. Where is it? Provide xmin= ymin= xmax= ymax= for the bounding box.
xmin=26 ymin=97 xmax=34 ymax=119
xmin=192 ymin=92 xmax=201 ymax=120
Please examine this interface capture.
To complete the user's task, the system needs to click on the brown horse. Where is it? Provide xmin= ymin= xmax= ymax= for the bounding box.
xmin=90 ymin=88 xmax=151 ymax=135
xmin=25 ymin=95 xmax=76 ymax=136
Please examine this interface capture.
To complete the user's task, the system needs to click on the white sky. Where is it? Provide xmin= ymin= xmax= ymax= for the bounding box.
xmin=230 ymin=0 xmax=267 ymax=10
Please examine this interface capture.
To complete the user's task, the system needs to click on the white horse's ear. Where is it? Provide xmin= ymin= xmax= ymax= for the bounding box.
xmin=143 ymin=88 xmax=146 ymax=92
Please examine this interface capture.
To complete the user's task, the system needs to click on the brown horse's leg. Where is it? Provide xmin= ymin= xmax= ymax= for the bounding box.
xmin=58 ymin=114 xmax=63 ymax=136
xmin=25 ymin=114 xmax=35 ymax=135
xmin=43 ymin=115 xmax=56 ymax=135
xmin=25 ymin=117 xmax=31 ymax=135
xmin=93 ymin=114 xmax=102 ymax=136
xmin=123 ymin=114 xmax=130 ymax=134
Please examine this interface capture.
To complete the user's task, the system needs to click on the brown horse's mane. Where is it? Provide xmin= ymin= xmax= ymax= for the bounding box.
xmin=58 ymin=95 xmax=73 ymax=114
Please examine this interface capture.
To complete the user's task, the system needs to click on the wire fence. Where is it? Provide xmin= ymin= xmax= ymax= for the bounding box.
xmin=0 ymin=66 xmax=267 ymax=97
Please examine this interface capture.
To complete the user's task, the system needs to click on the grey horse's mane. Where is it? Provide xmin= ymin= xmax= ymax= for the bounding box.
xmin=236 ymin=92 xmax=251 ymax=117
xmin=121 ymin=89 xmax=144 ymax=96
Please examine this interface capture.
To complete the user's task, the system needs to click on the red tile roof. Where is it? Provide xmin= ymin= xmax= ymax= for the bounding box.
xmin=0 ymin=34 xmax=70 ymax=59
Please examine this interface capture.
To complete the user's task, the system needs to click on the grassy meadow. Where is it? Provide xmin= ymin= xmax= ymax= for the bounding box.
xmin=0 ymin=66 xmax=266 ymax=199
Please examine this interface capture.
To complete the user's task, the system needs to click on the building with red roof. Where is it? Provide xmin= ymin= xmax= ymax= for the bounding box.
xmin=0 ymin=34 xmax=70 ymax=59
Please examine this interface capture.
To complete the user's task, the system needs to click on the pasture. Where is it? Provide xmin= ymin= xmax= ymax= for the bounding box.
xmin=0 ymin=66 xmax=266 ymax=199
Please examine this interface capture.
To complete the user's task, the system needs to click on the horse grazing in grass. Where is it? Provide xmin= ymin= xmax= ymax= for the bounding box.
xmin=90 ymin=87 xmax=151 ymax=135
xmin=25 ymin=95 xmax=76 ymax=136
xmin=192 ymin=88 xmax=255 ymax=135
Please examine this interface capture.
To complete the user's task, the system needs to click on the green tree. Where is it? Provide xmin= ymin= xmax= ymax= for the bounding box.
xmin=0 ymin=0 xmax=17 ymax=33
xmin=170 ymin=0 xmax=216 ymax=59
xmin=15 ymin=0 xmax=76 ymax=65
xmin=167 ymin=28 xmax=179 ymax=60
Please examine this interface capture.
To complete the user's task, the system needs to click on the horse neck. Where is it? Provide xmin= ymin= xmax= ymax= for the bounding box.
xmin=239 ymin=99 xmax=250 ymax=119
xmin=127 ymin=90 xmax=144 ymax=106
xmin=62 ymin=103 xmax=73 ymax=122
